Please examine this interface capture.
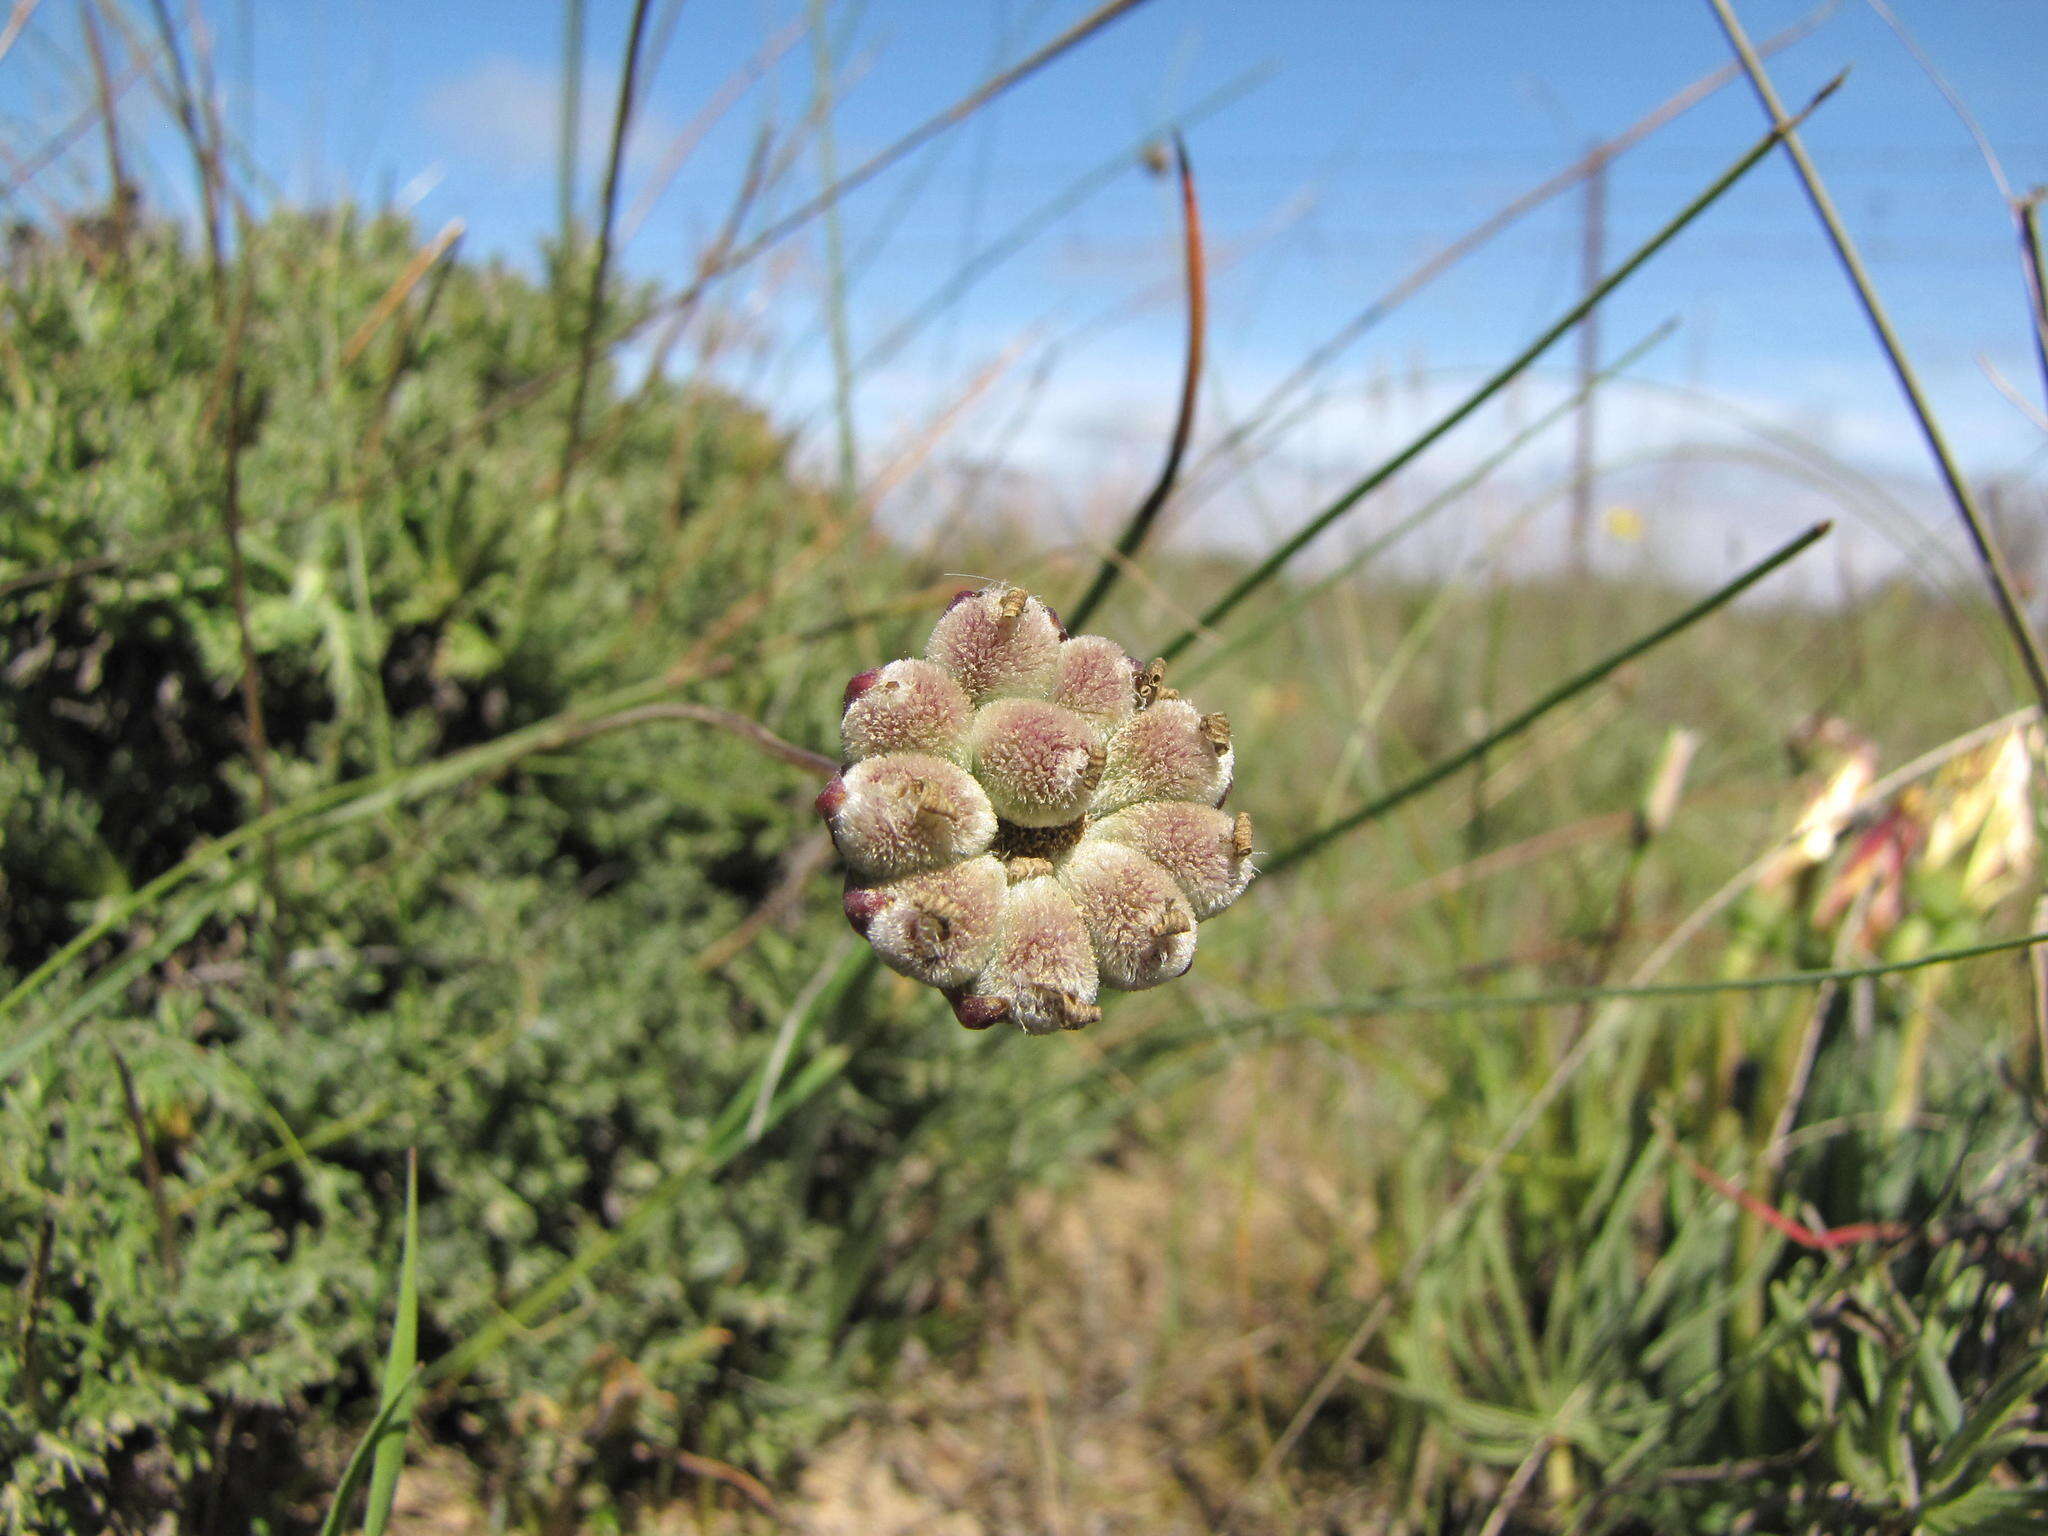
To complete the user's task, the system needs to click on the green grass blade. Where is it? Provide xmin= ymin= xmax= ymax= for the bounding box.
xmin=313 ymin=1364 xmax=425 ymax=1536
xmin=1283 ymin=927 xmax=2048 ymax=1019
xmin=1156 ymin=78 xmax=1842 ymax=664
xmin=1087 ymin=929 xmax=2048 ymax=1099
xmin=314 ymin=1148 xmax=421 ymax=1536
xmin=362 ymin=1149 xmax=420 ymax=1535
xmin=1261 ymin=520 xmax=1832 ymax=878
xmin=1182 ymin=318 xmax=1677 ymax=686
xmin=1924 ymin=1344 xmax=2048 ymax=1490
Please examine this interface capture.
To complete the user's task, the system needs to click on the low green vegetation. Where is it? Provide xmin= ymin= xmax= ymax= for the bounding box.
xmin=2 ymin=187 xmax=2043 ymax=1536
xmin=0 ymin=210 xmax=1081 ymax=1528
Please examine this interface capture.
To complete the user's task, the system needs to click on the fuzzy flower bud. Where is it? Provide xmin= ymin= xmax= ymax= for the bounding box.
xmin=829 ymin=585 xmax=1254 ymax=1034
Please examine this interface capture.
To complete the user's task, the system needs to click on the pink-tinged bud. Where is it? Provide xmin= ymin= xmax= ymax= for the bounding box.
xmin=1050 ymin=636 xmax=1136 ymax=734
xmin=974 ymin=875 xmax=1101 ymax=1033
xmin=1085 ymin=802 xmax=1255 ymax=919
xmin=818 ymin=752 xmax=996 ymax=882
xmin=925 ymin=585 xmax=1062 ymax=701
xmin=840 ymin=658 xmax=972 ymax=764
xmin=970 ymin=699 xmax=1102 ymax=828
xmin=1091 ymin=698 xmax=1233 ymax=816
xmin=946 ymin=991 xmax=1011 ymax=1030
xmin=1059 ymin=841 xmax=1197 ymax=990
xmin=843 ymin=668 xmax=884 ymax=708
xmin=842 ymin=886 xmax=889 ymax=935
xmin=815 ymin=777 xmax=849 ymax=820
xmin=856 ymin=856 xmax=1006 ymax=988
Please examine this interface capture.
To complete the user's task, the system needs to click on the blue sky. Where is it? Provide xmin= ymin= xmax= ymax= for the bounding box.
xmin=6 ymin=0 xmax=2048 ymax=584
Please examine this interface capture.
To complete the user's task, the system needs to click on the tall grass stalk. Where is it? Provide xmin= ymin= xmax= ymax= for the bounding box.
xmin=1707 ymin=0 xmax=2048 ymax=718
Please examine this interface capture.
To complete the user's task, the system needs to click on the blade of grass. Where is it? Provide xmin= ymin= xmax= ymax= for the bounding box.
xmin=1077 ymin=932 xmax=2048 ymax=1128
xmin=2018 ymin=194 xmax=2048 ymax=411
xmin=1065 ymin=131 xmax=1205 ymax=631
xmin=808 ymin=0 xmax=859 ymax=498
xmin=1155 ymin=77 xmax=1841 ymax=663
xmin=0 ymin=2 xmax=37 ymax=67
xmin=333 ymin=2 xmax=1165 ymax=522
xmin=557 ymin=0 xmax=585 ymax=249
xmin=837 ymin=68 xmax=1261 ymax=412
xmin=619 ymin=20 xmax=802 ymax=244
xmin=1858 ymin=0 xmax=2048 ymax=415
xmin=315 ymin=1150 xmax=421 ymax=1536
xmin=1182 ymin=319 xmax=1678 ymax=686
xmin=362 ymin=1148 xmax=420 ymax=1535
xmin=1260 ymin=521 xmax=1832 ymax=879
xmin=1706 ymin=0 xmax=2048 ymax=718
xmin=314 ymin=1366 xmax=425 ymax=1536
xmin=542 ymin=0 xmax=654 ymax=590
xmin=1211 ymin=927 xmax=2048 ymax=1028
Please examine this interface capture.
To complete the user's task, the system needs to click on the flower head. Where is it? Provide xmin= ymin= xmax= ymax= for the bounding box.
xmin=820 ymin=585 xmax=1254 ymax=1034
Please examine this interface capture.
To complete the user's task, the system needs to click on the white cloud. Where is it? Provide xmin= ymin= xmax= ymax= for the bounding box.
xmin=422 ymin=56 xmax=676 ymax=180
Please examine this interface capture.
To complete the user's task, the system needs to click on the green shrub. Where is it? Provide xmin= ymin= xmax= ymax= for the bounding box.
xmin=0 ymin=210 xmax=1020 ymax=1530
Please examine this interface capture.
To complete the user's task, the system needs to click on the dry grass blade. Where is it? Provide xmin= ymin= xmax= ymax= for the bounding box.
xmin=0 ymin=1 xmax=37 ymax=66
xmin=1065 ymin=132 xmax=1205 ymax=632
xmin=842 ymin=68 xmax=1262 ymax=402
xmin=638 ymin=0 xmax=1163 ymax=337
xmin=810 ymin=0 xmax=859 ymax=497
xmin=548 ymin=702 xmax=836 ymax=777
xmin=703 ymin=0 xmax=1158 ymax=289
xmin=619 ymin=19 xmax=803 ymax=244
xmin=341 ymin=220 xmax=466 ymax=368
xmin=1706 ymin=0 xmax=2048 ymax=718
xmin=78 ymin=0 xmax=130 ymax=249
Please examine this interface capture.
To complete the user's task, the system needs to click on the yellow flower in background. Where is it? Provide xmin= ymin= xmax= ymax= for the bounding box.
xmin=1756 ymin=718 xmax=1878 ymax=897
xmin=1920 ymin=722 xmax=2040 ymax=909
xmin=1603 ymin=505 xmax=1645 ymax=544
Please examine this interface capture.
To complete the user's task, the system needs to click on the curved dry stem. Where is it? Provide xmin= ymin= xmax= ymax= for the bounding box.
xmin=1066 ymin=131 xmax=1207 ymax=632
